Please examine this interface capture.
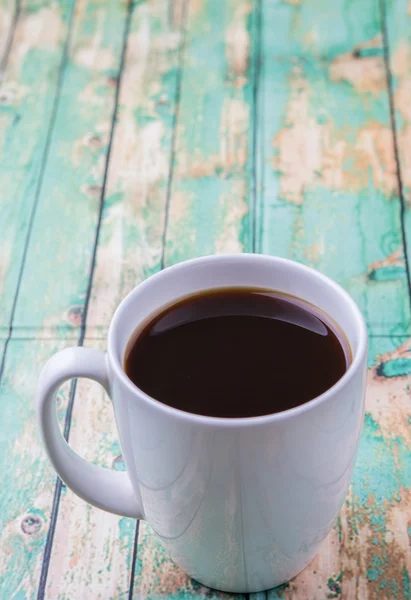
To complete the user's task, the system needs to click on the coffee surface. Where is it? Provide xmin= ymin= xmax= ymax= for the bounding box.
xmin=124 ymin=288 xmax=349 ymax=418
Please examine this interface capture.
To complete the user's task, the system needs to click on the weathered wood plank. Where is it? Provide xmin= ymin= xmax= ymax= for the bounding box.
xmin=45 ymin=338 xmax=136 ymax=600
xmin=120 ymin=335 xmax=411 ymax=600
xmin=342 ymin=352 xmax=411 ymax=599
xmin=163 ymin=0 xmax=257 ymax=267
xmin=4 ymin=340 xmax=408 ymax=600
xmin=38 ymin=0 xmax=132 ymax=592
xmin=0 ymin=5 xmax=73 ymax=591
xmin=0 ymin=342 xmax=5 ymax=364
xmin=87 ymin=0 xmax=186 ymax=333
xmin=257 ymin=0 xmax=410 ymax=338
xmin=264 ymin=335 xmax=411 ymax=600
xmin=0 ymin=0 xmax=74 ymax=337
xmin=384 ymin=0 xmax=411 ymax=201
xmin=11 ymin=0 xmax=128 ymax=339
xmin=0 ymin=0 xmax=134 ymax=597
xmin=0 ymin=340 xmax=132 ymax=600
xmin=361 ymin=4 xmax=411 ymax=595
xmin=384 ymin=0 xmax=411 ymax=292
xmin=0 ymin=0 xmax=16 ymax=70
xmin=257 ymin=1 xmax=411 ymax=597
xmin=132 ymin=0 xmax=258 ymax=597
xmin=45 ymin=0 xmax=186 ymax=597
xmin=0 ymin=339 xmax=70 ymax=598
xmin=0 ymin=2 xmax=409 ymax=600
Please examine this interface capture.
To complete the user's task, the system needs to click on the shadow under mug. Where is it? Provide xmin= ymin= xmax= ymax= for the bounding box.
xmin=36 ymin=254 xmax=368 ymax=593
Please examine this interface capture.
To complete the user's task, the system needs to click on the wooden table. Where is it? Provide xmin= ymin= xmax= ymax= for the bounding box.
xmin=1 ymin=0 xmax=410 ymax=598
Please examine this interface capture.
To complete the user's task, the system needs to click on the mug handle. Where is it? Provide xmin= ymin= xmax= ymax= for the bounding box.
xmin=36 ymin=347 xmax=143 ymax=519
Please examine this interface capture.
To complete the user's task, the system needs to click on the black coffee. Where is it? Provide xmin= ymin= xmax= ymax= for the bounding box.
xmin=124 ymin=288 xmax=349 ymax=418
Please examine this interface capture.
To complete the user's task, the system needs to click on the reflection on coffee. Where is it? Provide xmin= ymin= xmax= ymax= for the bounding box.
xmin=124 ymin=288 xmax=350 ymax=418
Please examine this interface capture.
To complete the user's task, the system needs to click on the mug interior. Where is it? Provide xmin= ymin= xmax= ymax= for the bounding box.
xmin=110 ymin=255 xmax=366 ymax=382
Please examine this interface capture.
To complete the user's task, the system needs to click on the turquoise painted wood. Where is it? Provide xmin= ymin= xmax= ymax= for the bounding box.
xmin=13 ymin=0 xmax=129 ymax=337
xmin=0 ymin=0 xmax=75 ymax=337
xmin=86 ymin=0 xmax=187 ymax=335
xmin=0 ymin=339 xmax=70 ymax=597
xmin=0 ymin=0 xmax=410 ymax=598
xmin=44 ymin=1 xmax=188 ymax=597
xmin=0 ymin=0 xmax=15 ymax=69
xmin=163 ymin=0 xmax=257 ymax=266
xmin=257 ymin=0 xmax=411 ymax=340
xmin=0 ymin=0 xmax=136 ymax=597
xmin=385 ymin=0 xmax=411 ymax=318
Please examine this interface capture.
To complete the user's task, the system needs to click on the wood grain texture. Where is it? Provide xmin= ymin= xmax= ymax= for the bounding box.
xmin=125 ymin=343 xmax=411 ymax=600
xmin=45 ymin=338 xmax=136 ymax=600
xmin=0 ymin=0 xmax=16 ymax=71
xmin=163 ymin=0 xmax=257 ymax=266
xmin=257 ymin=1 xmax=411 ymax=597
xmin=267 ymin=337 xmax=411 ymax=600
xmin=257 ymin=0 xmax=410 ymax=339
xmin=0 ymin=339 xmax=71 ymax=597
xmin=0 ymin=0 xmax=133 ymax=597
xmin=133 ymin=0 xmax=411 ymax=598
xmin=384 ymin=0 xmax=411 ymax=293
xmin=12 ymin=0 xmax=128 ymax=338
xmin=0 ymin=0 xmax=74 ymax=337
xmin=0 ymin=0 xmax=410 ymax=598
xmin=132 ymin=0 xmax=259 ymax=596
xmin=39 ymin=0 xmax=132 ymax=597
xmin=45 ymin=1 xmax=186 ymax=598
xmin=87 ymin=0 xmax=186 ymax=335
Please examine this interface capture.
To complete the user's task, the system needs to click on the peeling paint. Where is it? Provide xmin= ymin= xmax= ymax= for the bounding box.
xmin=273 ymin=65 xmax=397 ymax=203
xmin=2 ymin=0 xmax=411 ymax=598
xmin=329 ymin=36 xmax=385 ymax=96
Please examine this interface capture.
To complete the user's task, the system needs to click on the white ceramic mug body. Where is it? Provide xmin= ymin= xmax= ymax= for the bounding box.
xmin=37 ymin=255 xmax=367 ymax=593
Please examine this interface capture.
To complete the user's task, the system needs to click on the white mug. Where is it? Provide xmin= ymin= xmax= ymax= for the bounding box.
xmin=37 ymin=254 xmax=367 ymax=593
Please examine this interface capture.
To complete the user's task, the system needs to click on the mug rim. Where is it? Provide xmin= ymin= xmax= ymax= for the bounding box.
xmin=108 ymin=254 xmax=368 ymax=428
